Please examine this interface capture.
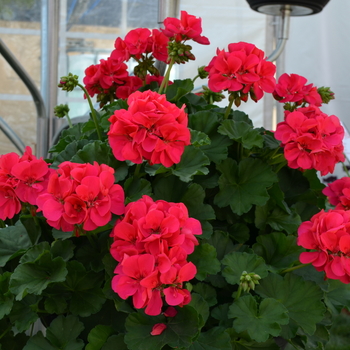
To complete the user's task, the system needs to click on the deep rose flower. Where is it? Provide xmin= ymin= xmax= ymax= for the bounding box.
xmin=205 ymin=42 xmax=276 ymax=102
xmin=124 ymin=28 xmax=152 ymax=58
xmin=161 ymin=11 xmax=209 ymax=45
xmin=36 ymin=162 xmax=125 ymax=232
xmin=108 ymin=90 xmax=190 ymax=167
xmin=0 ymin=146 xmax=52 ymax=219
xmin=274 ymin=106 xmax=344 ymax=175
xmin=110 ymin=195 xmax=201 ymax=315
xmin=298 ymin=209 xmax=350 ymax=283
xmin=322 ymin=177 xmax=350 ymax=209
xmin=273 ymin=73 xmax=322 ymax=106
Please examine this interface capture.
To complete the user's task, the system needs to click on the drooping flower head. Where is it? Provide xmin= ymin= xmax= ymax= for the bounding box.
xmin=108 ymin=90 xmax=191 ymax=167
xmin=274 ymin=105 xmax=344 ymax=175
xmin=161 ymin=10 xmax=210 ymax=45
xmin=298 ymin=209 xmax=350 ymax=283
xmin=205 ymin=42 xmax=276 ymax=104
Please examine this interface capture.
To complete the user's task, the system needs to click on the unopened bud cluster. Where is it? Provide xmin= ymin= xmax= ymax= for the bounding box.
xmin=317 ymin=86 xmax=335 ymax=104
xmin=168 ymin=41 xmax=195 ymax=64
xmin=58 ymin=73 xmax=79 ymax=92
xmin=239 ymin=271 xmax=261 ymax=292
xmin=200 ymin=85 xmax=225 ymax=104
xmin=53 ymin=104 xmax=70 ymax=119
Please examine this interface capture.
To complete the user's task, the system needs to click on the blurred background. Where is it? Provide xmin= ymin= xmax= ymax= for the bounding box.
xmin=0 ymin=0 xmax=348 ymax=161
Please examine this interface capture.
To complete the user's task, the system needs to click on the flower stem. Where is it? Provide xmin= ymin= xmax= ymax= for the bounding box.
xmin=280 ymin=263 xmax=310 ymax=274
xmin=235 ymin=285 xmax=243 ymax=301
xmin=134 ymin=163 xmax=142 ymax=178
xmin=64 ymin=111 xmax=73 ymax=128
xmin=224 ymin=93 xmax=235 ymax=119
xmin=77 ymin=83 xmax=102 ymax=140
xmin=342 ymin=162 xmax=350 ymax=177
xmin=0 ymin=325 xmax=11 ymax=340
xmin=158 ymin=57 xmax=175 ymax=95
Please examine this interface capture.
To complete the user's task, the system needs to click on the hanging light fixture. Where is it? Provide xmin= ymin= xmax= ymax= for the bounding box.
xmin=246 ymin=0 xmax=331 ymax=61
xmin=246 ymin=0 xmax=330 ymax=16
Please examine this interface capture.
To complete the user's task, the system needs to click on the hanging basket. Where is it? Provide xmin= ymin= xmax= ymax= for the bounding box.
xmin=246 ymin=0 xmax=330 ymax=16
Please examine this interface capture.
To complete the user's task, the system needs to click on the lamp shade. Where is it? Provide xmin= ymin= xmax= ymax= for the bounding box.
xmin=246 ymin=0 xmax=330 ymax=16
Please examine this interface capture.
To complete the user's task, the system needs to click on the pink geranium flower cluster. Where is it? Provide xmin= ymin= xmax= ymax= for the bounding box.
xmin=322 ymin=177 xmax=350 ymax=210
xmin=36 ymin=161 xmax=125 ymax=233
xmin=110 ymin=195 xmax=202 ymax=315
xmin=204 ymin=42 xmax=276 ymax=102
xmin=108 ymin=90 xmax=191 ymax=167
xmin=274 ymin=105 xmax=344 ymax=175
xmin=298 ymin=209 xmax=350 ymax=283
xmin=0 ymin=146 xmax=52 ymax=220
xmin=273 ymin=73 xmax=322 ymax=106
xmin=161 ymin=10 xmax=210 ymax=45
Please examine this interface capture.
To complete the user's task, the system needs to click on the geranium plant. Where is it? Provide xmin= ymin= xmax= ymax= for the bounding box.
xmin=0 ymin=11 xmax=349 ymax=350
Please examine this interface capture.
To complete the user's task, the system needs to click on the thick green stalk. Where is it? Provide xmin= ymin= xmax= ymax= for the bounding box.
xmin=158 ymin=57 xmax=175 ymax=95
xmin=223 ymin=94 xmax=235 ymax=119
xmin=77 ymin=83 xmax=102 ymax=140
xmin=280 ymin=263 xmax=310 ymax=274
xmin=235 ymin=285 xmax=243 ymax=301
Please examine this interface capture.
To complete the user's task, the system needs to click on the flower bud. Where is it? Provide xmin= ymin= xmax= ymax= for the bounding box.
xmin=197 ymin=66 xmax=209 ymax=79
xmin=58 ymin=73 xmax=79 ymax=92
xmin=53 ymin=104 xmax=69 ymax=119
xmin=317 ymin=86 xmax=335 ymax=104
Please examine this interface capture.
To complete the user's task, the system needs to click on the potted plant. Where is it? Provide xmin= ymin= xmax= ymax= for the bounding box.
xmin=0 ymin=10 xmax=348 ymax=350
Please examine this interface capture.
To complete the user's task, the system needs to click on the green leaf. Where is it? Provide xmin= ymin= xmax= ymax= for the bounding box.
xmin=231 ymin=110 xmax=253 ymax=125
xmin=222 ymin=252 xmax=268 ymax=285
xmin=172 ymin=146 xmax=210 ymax=182
xmin=211 ymin=303 xmax=232 ymax=328
xmin=51 ymin=240 xmax=75 ymax=262
xmin=228 ymin=223 xmax=250 ymax=244
xmin=189 ymin=293 xmax=209 ymax=328
xmin=181 ymin=183 xmax=215 ymax=221
xmin=218 ymin=120 xmax=263 ymax=149
xmin=166 ymin=79 xmax=194 ymax=102
xmin=192 ymin=282 xmax=217 ymax=307
xmin=0 ymin=221 xmax=32 ymax=267
xmin=23 ymin=332 xmax=57 ymax=350
xmin=9 ymin=253 xmax=67 ymax=300
xmin=46 ymin=315 xmax=84 ymax=350
xmin=189 ymin=327 xmax=232 ymax=350
xmin=325 ymin=279 xmax=350 ymax=312
xmin=44 ymin=294 xmax=68 ymax=314
xmin=20 ymin=215 xmax=41 ymax=245
xmin=231 ymin=338 xmax=280 ymax=350
xmin=255 ymin=205 xmax=301 ymax=235
xmin=252 ymin=232 xmax=304 ymax=271
xmin=52 ymin=228 xmax=73 ymax=240
xmin=188 ymin=111 xmax=220 ymax=135
xmin=255 ymin=273 xmax=326 ymax=335
xmin=124 ymin=307 xmax=199 ymax=350
xmin=0 ymin=272 xmax=13 ymax=319
xmin=153 ymin=175 xmax=188 ymax=202
xmin=51 ymin=139 xmax=89 ymax=168
xmin=101 ymin=334 xmax=128 ymax=350
xmin=229 ymin=295 xmax=289 ymax=342
xmin=200 ymin=134 xmax=233 ymax=163
xmin=188 ymin=243 xmax=221 ymax=281
xmin=215 ymin=158 xmax=278 ymax=215
xmin=64 ymin=261 xmax=106 ymax=317
xmin=19 ymin=242 xmax=50 ymax=263
xmin=9 ymin=295 xmax=40 ymax=332
xmin=207 ymin=230 xmax=235 ymax=261
xmin=190 ymin=129 xmax=211 ymax=147
xmin=86 ymin=325 xmax=114 ymax=350
xmin=124 ymin=177 xmax=152 ymax=203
